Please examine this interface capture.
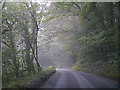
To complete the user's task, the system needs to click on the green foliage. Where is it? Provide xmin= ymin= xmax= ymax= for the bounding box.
xmin=42 ymin=16 xmax=55 ymax=23
xmin=2 ymin=2 xmax=119 ymax=87
xmin=2 ymin=2 xmax=45 ymax=87
xmin=3 ymin=66 xmax=56 ymax=88
xmin=72 ymin=59 xmax=119 ymax=80
xmin=71 ymin=2 xmax=119 ymax=80
xmin=55 ymin=2 xmax=119 ymax=80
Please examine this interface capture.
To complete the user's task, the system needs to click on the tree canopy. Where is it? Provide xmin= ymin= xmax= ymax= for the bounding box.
xmin=1 ymin=1 xmax=119 ymax=88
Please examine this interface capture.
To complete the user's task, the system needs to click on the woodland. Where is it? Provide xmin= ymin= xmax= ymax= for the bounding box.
xmin=0 ymin=2 xmax=119 ymax=88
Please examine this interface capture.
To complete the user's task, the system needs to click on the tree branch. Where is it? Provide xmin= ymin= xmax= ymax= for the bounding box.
xmin=73 ymin=2 xmax=81 ymax=9
xmin=2 ymin=19 xmax=17 ymax=34
xmin=0 ymin=0 xmax=6 ymax=11
xmin=2 ymin=41 xmax=10 ymax=47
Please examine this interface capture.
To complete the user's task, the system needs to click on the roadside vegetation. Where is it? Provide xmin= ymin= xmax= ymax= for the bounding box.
xmin=1 ymin=2 xmax=56 ymax=88
xmin=1 ymin=1 xmax=119 ymax=88
xmin=3 ymin=66 xmax=55 ymax=88
xmin=54 ymin=2 xmax=119 ymax=80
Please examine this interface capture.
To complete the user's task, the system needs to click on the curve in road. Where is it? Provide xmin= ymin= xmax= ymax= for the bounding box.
xmin=41 ymin=68 xmax=119 ymax=88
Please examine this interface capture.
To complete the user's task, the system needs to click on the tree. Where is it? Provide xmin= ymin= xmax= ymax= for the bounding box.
xmin=54 ymin=2 xmax=119 ymax=80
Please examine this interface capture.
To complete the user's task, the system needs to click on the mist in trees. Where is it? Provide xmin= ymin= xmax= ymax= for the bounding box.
xmin=1 ymin=1 xmax=119 ymax=87
xmin=2 ymin=2 xmax=50 ymax=85
xmin=53 ymin=2 xmax=119 ymax=80
xmin=39 ymin=2 xmax=119 ymax=80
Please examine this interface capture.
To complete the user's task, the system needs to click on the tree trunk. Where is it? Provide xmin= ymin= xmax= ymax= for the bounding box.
xmin=24 ymin=20 xmax=36 ymax=74
xmin=9 ymin=31 xmax=19 ymax=78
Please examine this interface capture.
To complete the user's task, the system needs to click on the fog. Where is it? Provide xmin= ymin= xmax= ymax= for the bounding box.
xmin=38 ymin=37 xmax=72 ymax=68
xmin=37 ymin=4 xmax=81 ymax=68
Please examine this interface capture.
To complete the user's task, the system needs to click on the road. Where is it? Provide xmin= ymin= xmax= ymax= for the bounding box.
xmin=41 ymin=68 xmax=119 ymax=88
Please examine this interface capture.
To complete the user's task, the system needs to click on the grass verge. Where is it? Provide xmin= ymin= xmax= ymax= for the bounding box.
xmin=3 ymin=66 xmax=56 ymax=88
xmin=72 ymin=60 xmax=119 ymax=81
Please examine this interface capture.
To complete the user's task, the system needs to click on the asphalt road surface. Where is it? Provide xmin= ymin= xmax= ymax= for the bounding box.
xmin=41 ymin=68 xmax=119 ymax=88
